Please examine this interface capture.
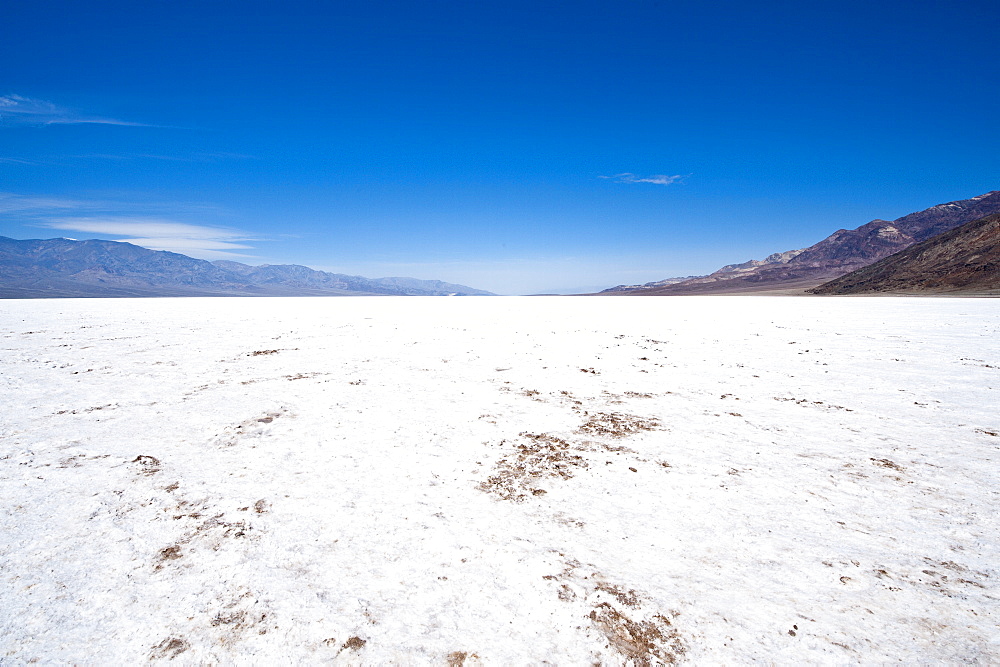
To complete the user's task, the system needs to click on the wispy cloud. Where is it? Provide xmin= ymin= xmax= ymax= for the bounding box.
xmin=0 ymin=94 xmax=148 ymax=127
xmin=0 ymin=193 xmax=97 ymax=212
xmin=599 ymin=173 xmax=688 ymax=185
xmin=71 ymin=153 xmax=195 ymax=162
xmin=0 ymin=192 xmax=226 ymax=216
xmin=65 ymin=151 xmax=258 ymax=162
xmin=1 ymin=152 xmax=254 ymax=167
xmin=43 ymin=217 xmax=258 ymax=260
xmin=0 ymin=192 xmax=258 ymax=260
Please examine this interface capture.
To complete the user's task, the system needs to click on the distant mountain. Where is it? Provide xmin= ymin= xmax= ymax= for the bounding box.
xmin=600 ymin=276 xmax=705 ymax=293
xmin=808 ymin=212 xmax=1000 ymax=295
xmin=208 ymin=260 xmax=493 ymax=296
xmin=364 ymin=275 xmax=494 ymax=295
xmin=0 ymin=236 xmax=494 ymax=298
xmin=709 ymin=248 xmax=807 ymax=278
xmin=605 ymin=190 xmax=1000 ymax=295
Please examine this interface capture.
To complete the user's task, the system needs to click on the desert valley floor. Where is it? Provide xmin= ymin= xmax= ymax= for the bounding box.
xmin=1 ymin=296 xmax=998 ymax=664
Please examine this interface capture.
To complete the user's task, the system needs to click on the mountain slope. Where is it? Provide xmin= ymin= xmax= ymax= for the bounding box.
xmin=808 ymin=212 xmax=1000 ymax=295
xmin=210 ymin=260 xmax=494 ymax=296
xmin=606 ymin=190 xmax=1000 ymax=295
xmin=367 ymin=276 xmax=495 ymax=296
xmin=600 ymin=276 xmax=705 ymax=293
xmin=0 ymin=237 xmax=493 ymax=298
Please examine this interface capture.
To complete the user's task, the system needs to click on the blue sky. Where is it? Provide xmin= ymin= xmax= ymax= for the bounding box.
xmin=2 ymin=0 xmax=998 ymax=294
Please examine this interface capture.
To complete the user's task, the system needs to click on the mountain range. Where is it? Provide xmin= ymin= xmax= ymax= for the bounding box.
xmin=0 ymin=236 xmax=494 ymax=298
xmin=604 ymin=190 xmax=1000 ymax=295
xmin=4 ymin=191 xmax=998 ymax=299
xmin=809 ymin=212 xmax=1000 ymax=295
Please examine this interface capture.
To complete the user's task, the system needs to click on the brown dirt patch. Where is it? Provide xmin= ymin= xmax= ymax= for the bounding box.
xmin=590 ymin=604 xmax=686 ymax=665
xmin=579 ymin=412 xmax=658 ymax=438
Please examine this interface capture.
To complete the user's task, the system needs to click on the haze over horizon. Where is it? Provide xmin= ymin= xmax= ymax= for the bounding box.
xmin=2 ymin=0 xmax=998 ymax=295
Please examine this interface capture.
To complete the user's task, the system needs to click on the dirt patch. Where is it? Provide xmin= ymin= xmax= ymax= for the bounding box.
xmin=579 ymin=412 xmax=658 ymax=438
xmin=447 ymin=650 xmax=478 ymax=666
xmin=870 ymin=458 xmax=904 ymax=471
xmin=596 ymin=582 xmax=641 ymax=607
xmin=155 ymin=510 xmax=250 ymax=571
xmin=343 ymin=636 xmax=366 ymax=650
xmin=591 ymin=604 xmax=685 ymax=665
xmin=624 ymin=391 xmax=654 ymax=399
xmin=478 ymin=433 xmax=588 ymax=502
xmin=477 ymin=414 xmax=662 ymax=501
xmin=150 ymin=637 xmax=189 ymax=660
xmin=284 ymin=372 xmax=320 ymax=381
xmin=773 ymin=397 xmax=853 ymax=411
xmin=202 ymin=591 xmax=273 ymax=645
xmin=211 ymin=610 xmax=248 ymax=627
xmin=160 ymin=545 xmax=183 ymax=561
xmin=132 ymin=455 xmax=161 ymax=475
xmin=215 ymin=409 xmax=288 ymax=447
xmin=543 ymin=556 xmax=687 ymax=665
xmin=154 ymin=544 xmax=184 ymax=570
xmin=870 ymin=558 xmax=992 ymax=597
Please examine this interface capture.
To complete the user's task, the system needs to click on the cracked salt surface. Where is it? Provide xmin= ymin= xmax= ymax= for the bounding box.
xmin=1 ymin=296 xmax=998 ymax=663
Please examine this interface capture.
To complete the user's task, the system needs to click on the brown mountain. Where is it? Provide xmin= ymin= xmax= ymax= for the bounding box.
xmin=600 ymin=276 xmax=704 ymax=292
xmin=607 ymin=190 xmax=1000 ymax=295
xmin=808 ymin=212 xmax=1000 ymax=295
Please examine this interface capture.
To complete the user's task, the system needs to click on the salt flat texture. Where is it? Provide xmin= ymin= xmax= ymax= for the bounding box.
xmin=1 ymin=296 xmax=998 ymax=664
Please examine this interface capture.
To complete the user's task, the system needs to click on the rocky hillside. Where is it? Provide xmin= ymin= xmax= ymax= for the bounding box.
xmin=608 ymin=190 xmax=1000 ymax=295
xmin=0 ymin=237 xmax=493 ymax=298
xmin=600 ymin=276 xmax=704 ymax=292
xmin=809 ymin=212 xmax=1000 ymax=295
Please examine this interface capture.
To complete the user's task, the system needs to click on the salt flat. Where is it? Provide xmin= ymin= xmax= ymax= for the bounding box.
xmin=1 ymin=296 xmax=998 ymax=664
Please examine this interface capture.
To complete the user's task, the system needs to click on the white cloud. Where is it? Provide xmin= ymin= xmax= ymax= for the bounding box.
xmin=65 ymin=152 xmax=257 ymax=162
xmin=46 ymin=217 xmax=238 ymax=239
xmin=599 ymin=173 xmax=687 ymax=185
xmin=1 ymin=192 xmax=260 ymax=259
xmin=0 ymin=193 xmax=95 ymax=212
xmin=0 ymin=190 xmax=227 ymax=215
xmin=43 ymin=217 xmax=258 ymax=260
xmin=0 ymin=94 xmax=147 ymax=127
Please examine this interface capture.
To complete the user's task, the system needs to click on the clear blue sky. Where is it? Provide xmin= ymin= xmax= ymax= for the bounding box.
xmin=2 ymin=0 xmax=998 ymax=294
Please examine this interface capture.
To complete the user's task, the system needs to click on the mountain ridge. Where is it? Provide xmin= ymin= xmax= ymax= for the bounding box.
xmin=0 ymin=236 xmax=494 ymax=298
xmin=603 ymin=190 xmax=1000 ymax=295
xmin=808 ymin=212 xmax=1000 ymax=295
